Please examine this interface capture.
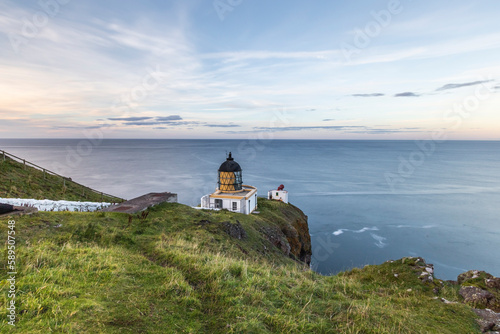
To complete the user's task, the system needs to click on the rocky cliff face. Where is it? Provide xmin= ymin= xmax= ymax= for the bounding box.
xmin=258 ymin=200 xmax=312 ymax=265
xmin=286 ymin=205 xmax=312 ymax=265
xmin=454 ymin=270 xmax=500 ymax=332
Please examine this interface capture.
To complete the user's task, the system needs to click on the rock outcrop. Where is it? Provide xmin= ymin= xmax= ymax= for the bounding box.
xmin=460 ymin=286 xmax=495 ymax=309
xmin=454 ymin=270 xmax=500 ymax=332
xmin=457 ymin=270 xmax=500 ymax=312
xmin=259 ymin=201 xmax=312 ymax=265
xmin=221 ymin=220 xmax=248 ymax=240
xmin=473 ymin=308 xmax=500 ymax=333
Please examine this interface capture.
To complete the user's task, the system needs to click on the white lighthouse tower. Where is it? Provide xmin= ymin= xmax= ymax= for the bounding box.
xmin=200 ymin=153 xmax=258 ymax=214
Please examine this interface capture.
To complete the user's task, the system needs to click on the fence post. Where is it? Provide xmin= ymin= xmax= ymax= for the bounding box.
xmin=23 ymin=159 xmax=26 ymax=170
xmin=2 ymin=151 xmax=5 ymax=162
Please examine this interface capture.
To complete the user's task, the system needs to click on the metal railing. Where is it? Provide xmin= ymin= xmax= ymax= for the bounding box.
xmin=1 ymin=149 xmax=124 ymax=203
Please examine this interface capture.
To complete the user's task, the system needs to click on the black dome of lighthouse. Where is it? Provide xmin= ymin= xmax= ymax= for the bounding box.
xmin=218 ymin=152 xmax=242 ymax=172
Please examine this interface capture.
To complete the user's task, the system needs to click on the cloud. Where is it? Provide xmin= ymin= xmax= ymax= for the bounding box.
xmin=394 ymin=92 xmax=419 ymax=97
xmin=306 ymin=109 xmax=316 ymax=112
xmin=106 ymin=115 xmax=185 ymax=126
xmin=156 ymin=115 xmax=183 ymax=121
xmin=323 ymin=119 xmax=334 ymax=121
xmin=436 ymin=80 xmax=492 ymax=91
xmin=220 ymin=125 xmax=425 ymax=135
xmin=123 ymin=121 xmax=201 ymax=126
xmin=108 ymin=117 xmax=153 ymax=121
xmin=204 ymin=124 xmax=241 ymax=128
xmin=51 ymin=125 xmax=107 ymax=130
xmin=202 ymin=50 xmax=340 ymax=62
xmin=252 ymin=125 xmax=365 ymax=132
xmin=352 ymin=93 xmax=384 ymax=97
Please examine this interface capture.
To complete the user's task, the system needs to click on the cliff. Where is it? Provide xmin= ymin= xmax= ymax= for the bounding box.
xmin=0 ymin=199 xmax=490 ymax=333
xmin=256 ymin=199 xmax=311 ymax=265
xmin=0 ymin=157 xmax=494 ymax=333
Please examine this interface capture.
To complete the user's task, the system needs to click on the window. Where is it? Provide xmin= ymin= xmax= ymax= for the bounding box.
xmin=215 ymin=199 xmax=223 ymax=209
xmin=276 ymin=192 xmax=279 ymax=196
xmin=232 ymin=202 xmax=237 ymax=211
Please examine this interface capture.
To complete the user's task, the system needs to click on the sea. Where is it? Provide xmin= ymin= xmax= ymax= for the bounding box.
xmin=1 ymin=138 xmax=499 ymax=280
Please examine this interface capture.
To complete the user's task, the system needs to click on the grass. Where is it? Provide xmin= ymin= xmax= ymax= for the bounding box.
xmin=0 ymin=201 xmax=480 ymax=333
xmin=0 ymin=156 xmax=481 ymax=332
xmin=0 ymin=157 xmax=123 ymax=203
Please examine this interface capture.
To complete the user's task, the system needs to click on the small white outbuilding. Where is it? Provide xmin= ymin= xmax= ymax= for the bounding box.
xmin=268 ymin=184 xmax=288 ymax=204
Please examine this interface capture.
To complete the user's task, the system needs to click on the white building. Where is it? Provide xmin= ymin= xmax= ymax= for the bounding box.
xmin=268 ymin=186 xmax=289 ymax=204
xmin=200 ymin=153 xmax=258 ymax=214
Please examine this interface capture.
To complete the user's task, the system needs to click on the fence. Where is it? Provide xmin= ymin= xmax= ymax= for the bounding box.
xmin=1 ymin=149 xmax=124 ymax=203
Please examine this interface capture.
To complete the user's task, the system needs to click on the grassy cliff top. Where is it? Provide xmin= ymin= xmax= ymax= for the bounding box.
xmin=0 ymin=156 xmax=123 ymax=203
xmin=0 ymin=199 xmax=480 ymax=333
xmin=0 ymin=152 xmax=482 ymax=332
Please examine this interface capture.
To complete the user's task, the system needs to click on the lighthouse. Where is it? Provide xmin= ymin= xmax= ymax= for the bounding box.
xmin=201 ymin=152 xmax=258 ymax=214
xmin=218 ymin=152 xmax=243 ymax=192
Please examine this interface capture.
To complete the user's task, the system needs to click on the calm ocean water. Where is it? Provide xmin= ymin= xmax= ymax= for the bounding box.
xmin=1 ymin=138 xmax=499 ymax=280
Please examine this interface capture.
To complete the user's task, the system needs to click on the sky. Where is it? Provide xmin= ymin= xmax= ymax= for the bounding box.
xmin=1 ymin=0 xmax=500 ymax=140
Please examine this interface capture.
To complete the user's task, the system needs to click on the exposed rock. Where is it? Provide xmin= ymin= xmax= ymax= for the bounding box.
xmin=458 ymin=270 xmax=500 ymax=312
xmin=221 ymin=220 xmax=247 ymax=240
xmin=458 ymin=270 xmax=493 ymax=284
xmin=486 ymin=278 xmax=500 ymax=290
xmin=259 ymin=203 xmax=312 ymax=265
xmin=420 ymin=271 xmax=434 ymax=283
xmin=434 ymin=297 xmax=458 ymax=304
xmin=260 ymin=226 xmax=291 ymax=256
xmin=473 ymin=308 xmax=500 ymax=333
xmin=418 ymin=263 xmax=435 ymax=283
xmin=286 ymin=207 xmax=312 ymax=265
xmin=460 ymin=286 xmax=494 ymax=309
xmin=197 ymin=219 xmax=212 ymax=226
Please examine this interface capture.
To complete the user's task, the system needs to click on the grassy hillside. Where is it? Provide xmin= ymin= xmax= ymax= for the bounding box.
xmin=0 ymin=199 xmax=480 ymax=333
xmin=0 ymin=157 xmax=123 ymax=203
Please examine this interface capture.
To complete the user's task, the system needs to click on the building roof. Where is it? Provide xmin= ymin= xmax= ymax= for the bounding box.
xmin=218 ymin=152 xmax=242 ymax=172
xmin=210 ymin=185 xmax=257 ymax=200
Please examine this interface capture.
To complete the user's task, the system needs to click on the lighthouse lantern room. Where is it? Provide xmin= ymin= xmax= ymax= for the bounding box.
xmin=201 ymin=152 xmax=258 ymax=214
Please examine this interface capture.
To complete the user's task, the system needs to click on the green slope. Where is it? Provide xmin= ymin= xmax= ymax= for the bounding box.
xmin=0 ymin=156 xmax=122 ymax=203
xmin=0 ymin=153 xmax=481 ymax=333
xmin=0 ymin=200 xmax=480 ymax=333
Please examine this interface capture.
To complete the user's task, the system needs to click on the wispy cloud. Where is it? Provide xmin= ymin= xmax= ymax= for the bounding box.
xmin=221 ymin=125 xmax=425 ymax=135
xmin=436 ymin=80 xmax=492 ymax=91
xmin=352 ymin=93 xmax=384 ymax=97
xmin=394 ymin=92 xmax=419 ymax=97
xmin=1 ymin=1 xmax=499 ymax=139
xmin=252 ymin=125 xmax=364 ymax=132
xmin=122 ymin=121 xmax=201 ymax=127
xmin=202 ymin=50 xmax=340 ymax=63
xmin=108 ymin=117 xmax=154 ymax=121
xmin=156 ymin=115 xmax=183 ymax=121
xmin=204 ymin=124 xmax=240 ymax=128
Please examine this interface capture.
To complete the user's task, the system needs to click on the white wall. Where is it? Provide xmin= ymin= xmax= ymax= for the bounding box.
xmin=268 ymin=190 xmax=288 ymax=204
xmin=201 ymin=192 xmax=258 ymax=214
